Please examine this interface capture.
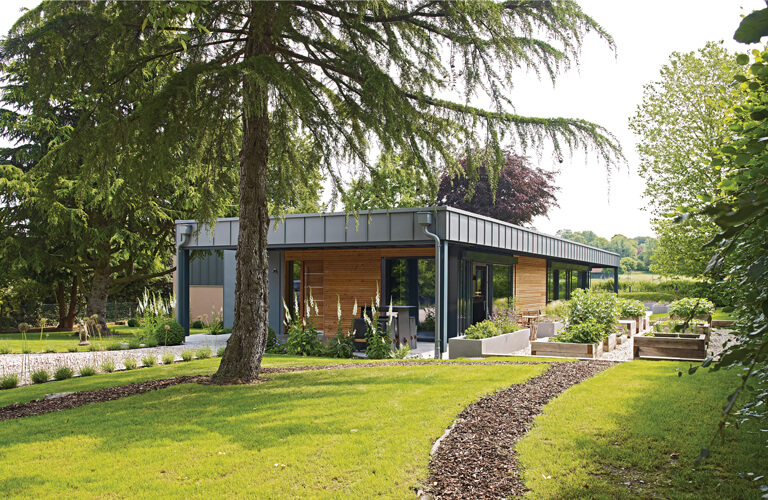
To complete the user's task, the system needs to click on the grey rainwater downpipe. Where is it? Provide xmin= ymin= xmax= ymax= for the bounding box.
xmin=417 ymin=212 xmax=441 ymax=359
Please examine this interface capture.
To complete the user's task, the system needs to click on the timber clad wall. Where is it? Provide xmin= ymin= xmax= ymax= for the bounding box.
xmin=515 ymin=256 xmax=547 ymax=312
xmin=284 ymin=247 xmax=434 ymax=335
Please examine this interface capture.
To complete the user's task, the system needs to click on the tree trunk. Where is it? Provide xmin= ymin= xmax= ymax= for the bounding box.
xmin=85 ymin=266 xmax=111 ymax=337
xmin=212 ymin=3 xmax=274 ymax=384
xmin=56 ymin=276 xmax=79 ymax=331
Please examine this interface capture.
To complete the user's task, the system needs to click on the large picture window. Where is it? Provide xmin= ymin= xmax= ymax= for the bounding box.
xmin=384 ymin=258 xmax=435 ymax=332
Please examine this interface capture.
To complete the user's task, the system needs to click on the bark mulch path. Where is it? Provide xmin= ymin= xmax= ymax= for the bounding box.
xmin=0 ymin=360 xmax=548 ymax=422
xmin=421 ymin=360 xmax=615 ymax=499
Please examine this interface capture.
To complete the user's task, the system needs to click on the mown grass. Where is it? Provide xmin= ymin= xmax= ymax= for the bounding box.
xmin=517 ymin=360 xmax=766 ymax=499
xmin=0 ymin=360 xmax=547 ymax=499
xmin=0 ymin=327 xmax=209 ymax=353
xmin=649 ymin=307 xmax=735 ymax=322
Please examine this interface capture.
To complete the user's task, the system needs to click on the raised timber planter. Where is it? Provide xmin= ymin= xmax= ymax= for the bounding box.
xmin=530 ymin=339 xmax=601 ymax=359
xmin=448 ymin=328 xmax=530 ymax=359
xmin=633 ymin=334 xmax=707 ymax=361
xmin=616 ymin=333 xmax=628 ymax=345
xmin=603 ymin=333 xmax=617 ymax=352
xmin=537 ymin=321 xmax=564 ymax=339
xmin=619 ymin=320 xmax=637 ymax=337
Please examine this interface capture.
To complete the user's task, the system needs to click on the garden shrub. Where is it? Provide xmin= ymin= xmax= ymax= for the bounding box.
xmin=53 ymin=366 xmax=74 ymax=380
xmin=566 ymin=289 xmax=619 ymax=338
xmin=194 ymin=347 xmax=212 ymax=359
xmin=21 ymin=347 xmax=32 ymax=354
xmin=325 ymin=334 xmax=354 ymax=359
xmin=145 ymin=337 xmax=159 ymax=348
xmin=0 ymin=343 xmax=11 ymax=354
xmin=107 ymin=342 xmax=124 ymax=351
xmin=286 ymin=322 xmax=323 ymax=356
xmin=31 ymin=369 xmax=49 ymax=384
xmin=127 ymin=338 xmax=141 ymax=349
xmin=217 ymin=347 xmax=226 ymax=357
xmin=87 ymin=344 xmax=100 ymax=352
xmin=180 ymin=349 xmax=193 ymax=361
xmin=153 ymin=321 xmax=185 ymax=346
xmin=618 ymin=298 xmax=646 ymax=319
xmin=464 ymin=320 xmax=499 ymax=340
xmin=142 ymin=355 xmax=157 ymax=367
xmin=79 ymin=366 xmax=97 ymax=377
xmin=44 ymin=346 xmax=56 ymax=353
xmin=162 ymin=353 xmax=176 ymax=365
xmin=550 ymin=318 xmax=605 ymax=344
xmin=67 ymin=345 xmax=79 ymax=353
xmin=0 ymin=375 xmax=18 ymax=390
xmin=669 ymin=297 xmax=715 ymax=319
xmin=191 ymin=320 xmax=204 ymax=329
xmin=393 ymin=343 xmax=411 ymax=359
xmin=265 ymin=326 xmax=277 ymax=351
xmin=123 ymin=358 xmax=137 ymax=370
xmin=101 ymin=359 xmax=116 ymax=373
xmin=488 ymin=304 xmax=520 ymax=334
xmin=127 ymin=318 xmax=140 ymax=328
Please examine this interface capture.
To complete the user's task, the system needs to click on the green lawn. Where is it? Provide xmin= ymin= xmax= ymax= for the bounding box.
xmin=0 ymin=326 xmax=210 ymax=353
xmin=0 ymin=359 xmax=547 ymax=499
xmin=649 ymin=307 xmax=735 ymax=322
xmin=516 ymin=360 xmax=766 ymax=499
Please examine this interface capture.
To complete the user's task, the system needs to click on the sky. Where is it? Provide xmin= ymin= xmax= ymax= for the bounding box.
xmin=0 ymin=0 xmax=764 ymax=240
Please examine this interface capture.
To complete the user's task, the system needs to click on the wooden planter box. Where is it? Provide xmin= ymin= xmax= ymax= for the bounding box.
xmin=621 ymin=316 xmax=642 ymax=333
xmin=603 ymin=333 xmax=617 ymax=352
xmin=530 ymin=339 xmax=602 ymax=359
xmin=633 ymin=334 xmax=707 ymax=361
xmin=616 ymin=333 xmax=628 ymax=345
xmin=619 ymin=320 xmax=637 ymax=337
xmin=448 ymin=328 xmax=530 ymax=359
xmin=537 ymin=321 xmax=564 ymax=339
xmin=711 ymin=319 xmax=734 ymax=328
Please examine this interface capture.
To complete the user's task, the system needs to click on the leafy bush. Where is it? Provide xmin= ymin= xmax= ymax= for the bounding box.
xmin=79 ymin=366 xmax=97 ymax=377
xmin=669 ymin=297 xmax=715 ymax=319
xmin=31 ymin=369 xmax=49 ymax=384
xmin=142 ymin=355 xmax=157 ymax=367
xmin=550 ymin=319 xmax=604 ymax=344
xmin=286 ymin=322 xmax=323 ymax=356
xmin=127 ymin=318 xmax=140 ymax=327
xmin=221 ymin=328 xmax=232 ymax=334
xmin=265 ymin=326 xmax=277 ymax=351
xmin=107 ymin=342 xmax=124 ymax=351
xmin=21 ymin=347 xmax=32 ymax=354
xmin=162 ymin=353 xmax=176 ymax=365
xmin=123 ymin=358 xmax=137 ymax=370
xmin=101 ymin=359 xmax=116 ymax=373
xmin=154 ymin=321 xmax=185 ymax=346
xmin=0 ymin=375 xmax=18 ymax=390
xmin=127 ymin=338 xmax=141 ymax=349
xmin=191 ymin=320 xmax=204 ymax=329
xmin=194 ymin=347 xmax=212 ymax=359
xmin=67 ymin=345 xmax=79 ymax=353
xmin=208 ymin=321 xmax=225 ymax=335
xmin=53 ymin=366 xmax=74 ymax=380
xmin=393 ymin=343 xmax=412 ymax=359
xmin=217 ymin=347 xmax=226 ymax=357
xmin=566 ymin=289 xmax=619 ymax=338
xmin=181 ymin=349 xmax=193 ymax=362
xmin=488 ymin=304 xmax=520 ymax=334
xmin=464 ymin=320 xmax=499 ymax=340
xmin=145 ymin=337 xmax=159 ymax=348
xmin=44 ymin=346 xmax=56 ymax=353
xmin=0 ymin=343 xmax=11 ymax=354
xmin=616 ymin=291 xmax=677 ymax=303
xmin=87 ymin=343 xmax=100 ymax=352
xmin=325 ymin=334 xmax=354 ymax=359
xmin=618 ymin=298 xmax=646 ymax=319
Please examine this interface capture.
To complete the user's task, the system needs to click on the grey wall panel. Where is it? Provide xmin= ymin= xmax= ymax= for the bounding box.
xmin=267 ymin=250 xmax=284 ymax=335
xmin=285 ymin=218 xmax=305 ymax=244
xmin=368 ymin=213 xmax=390 ymax=242
xmin=190 ymin=252 xmax=223 ymax=286
xmin=267 ymin=220 xmax=285 ymax=245
xmin=231 ymin=221 xmax=239 ymax=245
xmin=325 ymin=216 xmax=346 ymax=243
xmin=459 ymin=214 xmax=468 ymax=241
xmin=305 ymin=217 xmax=325 ymax=243
xmin=448 ymin=212 xmax=459 ymax=241
xmin=391 ymin=212 xmax=414 ymax=241
xmin=223 ymin=250 xmax=236 ymax=329
xmin=196 ymin=225 xmax=214 ymax=247
xmin=476 ymin=219 xmax=484 ymax=245
xmin=214 ymin=222 xmax=231 ymax=247
xmin=346 ymin=216 xmax=368 ymax=242
xmin=468 ymin=217 xmax=477 ymax=244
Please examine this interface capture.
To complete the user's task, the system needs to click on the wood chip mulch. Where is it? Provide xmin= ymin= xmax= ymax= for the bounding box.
xmin=421 ymin=360 xmax=615 ymax=499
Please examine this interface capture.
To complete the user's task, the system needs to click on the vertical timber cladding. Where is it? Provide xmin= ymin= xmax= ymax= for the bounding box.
xmin=283 ymin=247 xmax=434 ymax=335
xmin=514 ymin=256 xmax=547 ymax=311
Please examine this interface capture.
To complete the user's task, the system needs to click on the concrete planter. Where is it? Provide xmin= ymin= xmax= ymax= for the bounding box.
xmin=448 ymin=328 xmax=530 ymax=359
xmin=633 ymin=334 xmax=707 ymax=361
xmin=603 ymin=333 xmax=617 ymax=352
xmin=537 ymin=321 xmax=564 ymax=339
xmin=530 ymin=339 xmax=602 ymax=359
xmin=651 ymin=304 xmax=671 ymax=315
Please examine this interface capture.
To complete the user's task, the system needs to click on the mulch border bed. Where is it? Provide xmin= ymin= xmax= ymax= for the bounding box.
xmin=420 ymin=360 xmax=614 ymax=499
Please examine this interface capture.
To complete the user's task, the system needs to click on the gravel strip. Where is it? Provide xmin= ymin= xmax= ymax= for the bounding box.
xmin=421 ymin=360 xmax=614 ymax=499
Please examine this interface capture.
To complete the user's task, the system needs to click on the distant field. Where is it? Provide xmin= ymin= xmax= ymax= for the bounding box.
xmin=592 ymin=272 xmax=669 ymax=283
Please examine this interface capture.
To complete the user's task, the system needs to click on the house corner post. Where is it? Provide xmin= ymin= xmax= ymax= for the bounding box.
xmin=613 ymin=267 xmax=619 ymax=296
xmin=177 ymin=248 xmax=190 ymax=335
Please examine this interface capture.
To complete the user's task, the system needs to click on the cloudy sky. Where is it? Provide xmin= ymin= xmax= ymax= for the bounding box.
xmin=1 ymin=1 xmax=764 ymax=240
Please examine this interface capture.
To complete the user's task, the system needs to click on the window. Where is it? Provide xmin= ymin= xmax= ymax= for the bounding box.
xmin=492 ymin=264 xmax=512 ymax=311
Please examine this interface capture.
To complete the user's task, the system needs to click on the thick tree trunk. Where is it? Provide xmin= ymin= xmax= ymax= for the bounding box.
xmin=211 ymin=3 xmax=273 ymax=384
xmin=56 ymin=277 xmax=79 ymax=331
xmin=85 ymin=267 xmax=111 ymax=337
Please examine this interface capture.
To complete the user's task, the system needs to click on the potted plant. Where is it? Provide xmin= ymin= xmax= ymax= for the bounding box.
xmin=538 ymin=300 xmax=565 ymax=338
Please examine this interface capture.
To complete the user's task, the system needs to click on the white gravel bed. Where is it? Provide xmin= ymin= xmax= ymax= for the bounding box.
xmin=0 ymin=335 xmax=229 ymax=386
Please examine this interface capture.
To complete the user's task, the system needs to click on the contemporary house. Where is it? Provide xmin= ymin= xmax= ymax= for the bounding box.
xmin=175 ymin=206 xmax=620 ymax=354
